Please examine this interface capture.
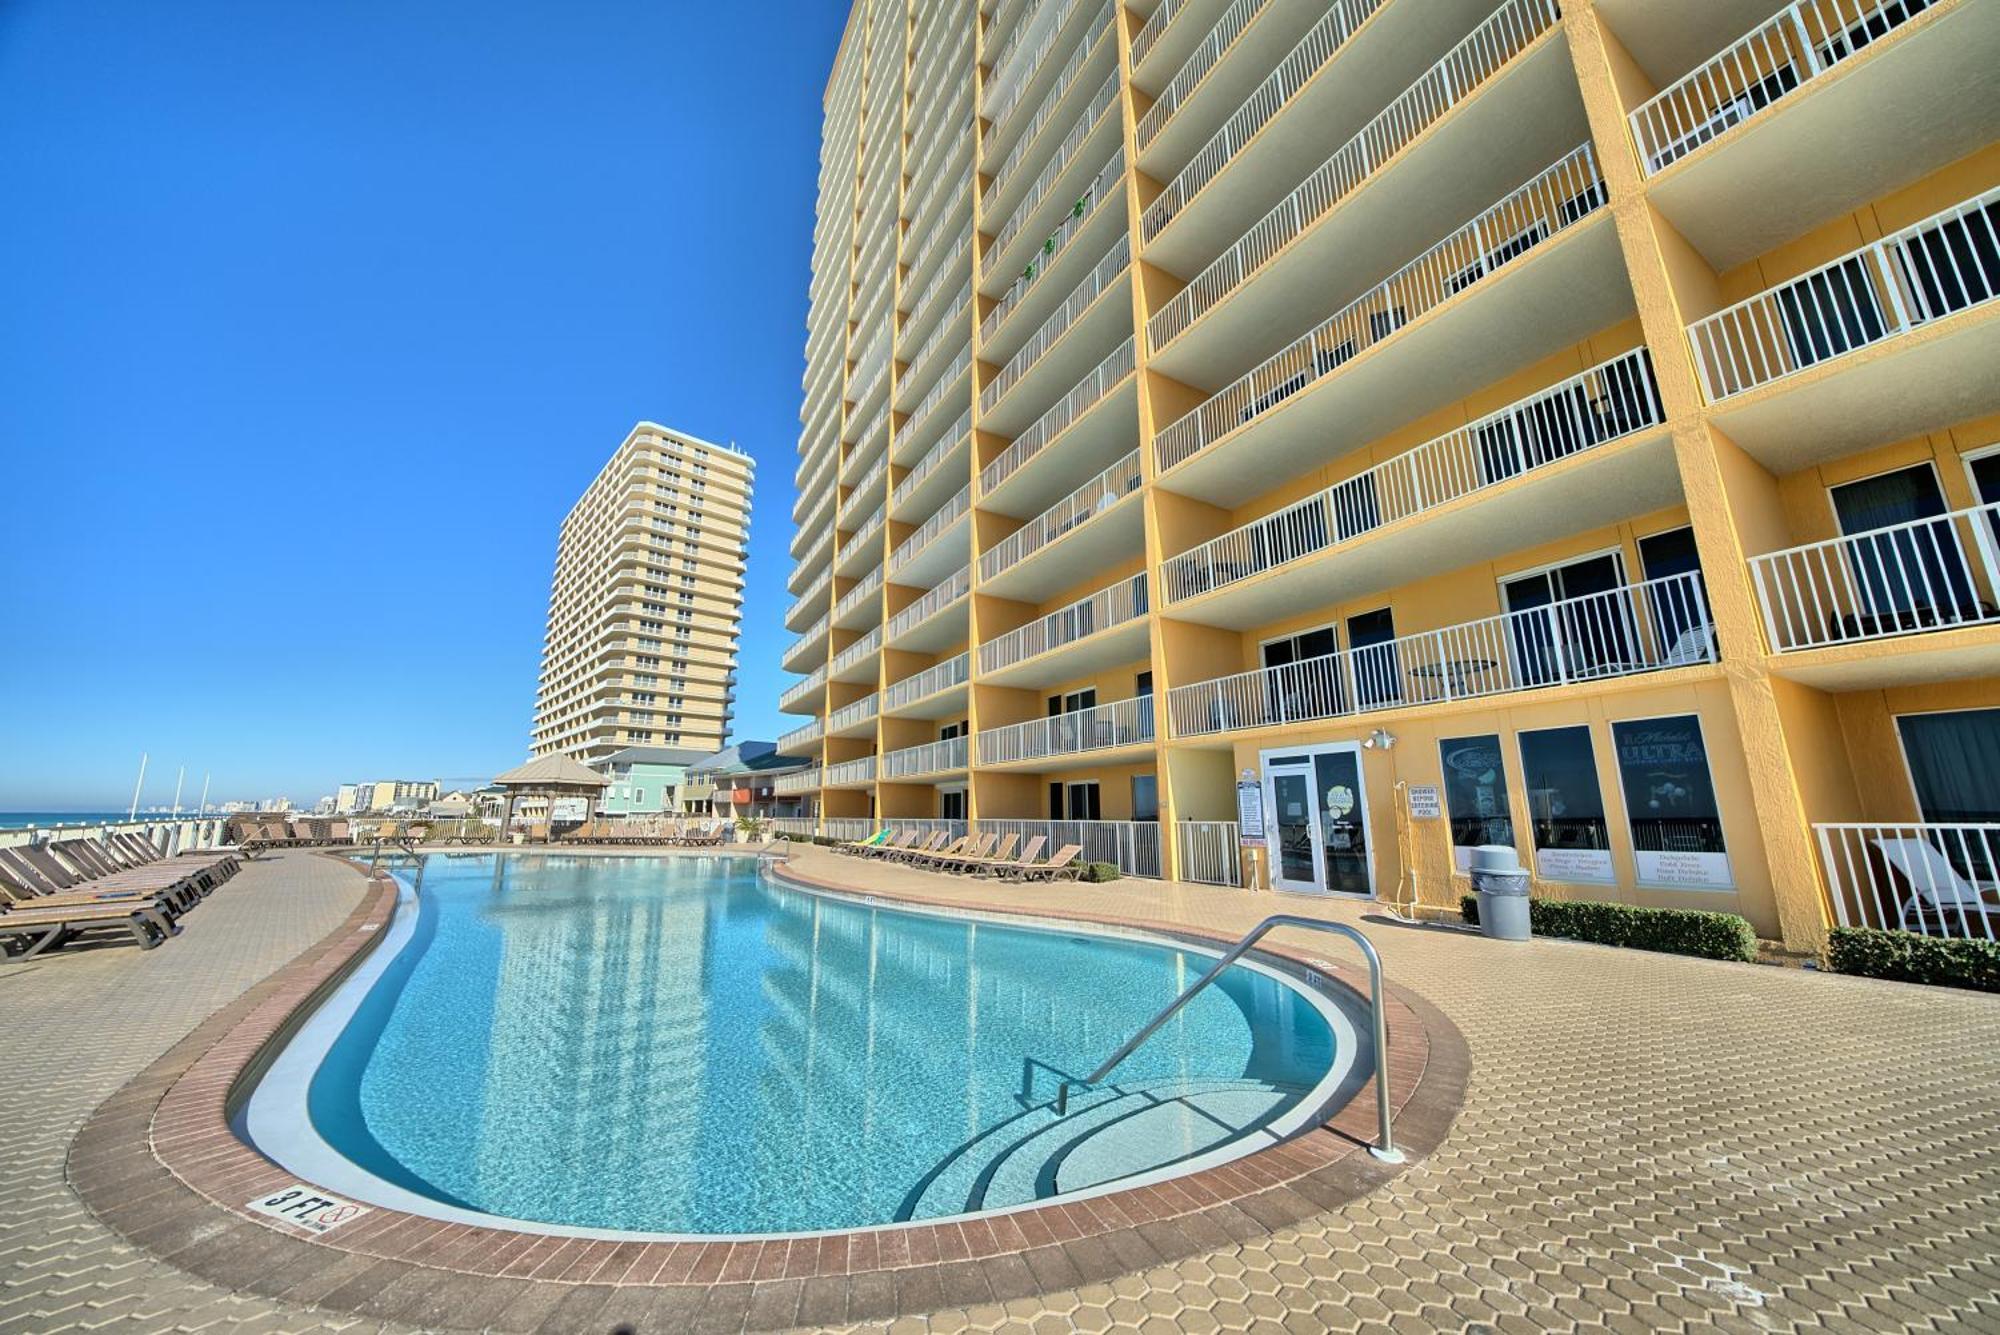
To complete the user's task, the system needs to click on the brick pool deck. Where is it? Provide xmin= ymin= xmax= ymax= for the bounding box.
xmin=2 ymin=848 xmax=1997 ymax=1332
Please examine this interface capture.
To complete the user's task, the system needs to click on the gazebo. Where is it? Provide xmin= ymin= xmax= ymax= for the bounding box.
xmin=491 ymin=755 xmax=611 ymax=840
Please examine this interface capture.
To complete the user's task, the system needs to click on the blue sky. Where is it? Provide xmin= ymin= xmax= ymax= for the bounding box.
xmin=0 ymin=1 xmax=847 ymax=810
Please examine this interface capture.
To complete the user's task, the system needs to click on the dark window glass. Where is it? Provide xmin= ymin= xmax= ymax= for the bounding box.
xmin=1132 ymin=775 xmax=1159 ymax=823
xmin=1517 ymin=726 xmax=1613 ymax=881
xmin=1440 ymin=735 xmax=1513 ymax=864
xmin=1611 ymin=715 xmax=1731 ymax=871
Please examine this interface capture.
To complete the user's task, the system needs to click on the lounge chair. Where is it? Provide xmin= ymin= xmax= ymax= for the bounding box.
xmin=919 ymin=833 xmax=991 ymax=871
xmin=1005 ymin=844 xmax=1084 ymax=882
xmin=977 ymin=835 xmax=1046 ymax=878
xmin=940 ymin=833 xmax=1016 ymax=874
xmin=862 ymin=831 xmax=918 ymax=860
xmin=53 ymin=839 xmax=224 ymax=897
xmin=888 ymin=832 xmax=949 ymax=864
xmin=108 ymin=832 xmax=238 ymax=880
xmin=840 ymin=829 xmax=891 ymax=856
xmin=1871 ymin=836 xmax=2000 ymax=935
xmin=1 ymin=897 xmax=177 ymax=959
xmin=9 ymin=844 xmax=208 ymax=911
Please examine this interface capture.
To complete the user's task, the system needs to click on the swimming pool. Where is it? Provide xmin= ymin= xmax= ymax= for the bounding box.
xmin=243 ymin=854 xmax=1358 ymax=1237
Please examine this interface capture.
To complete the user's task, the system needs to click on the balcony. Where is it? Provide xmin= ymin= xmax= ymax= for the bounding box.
xmin=889 ymin=483 xmax=972 ymax=586
xmin=898 ymin=346 xmax=974 ymax=467
xmin=887 ymin=564 xmax=971 ymax=652
xmin=891 ymin=420 xmax=972 ymax=524
xmin=979 ymin=449 xmax=1146 ymax=601
xmin=980 ymin=337 xmax=1137 ymax=518
xmin=978 ymin=234 xmax=1132 ymax=435
xmin=882 ymin=735 xmax=970 ymax=780
xmin=1630 ymin=0 xmax=2000 ymax=268
xmin=977 ymin=694 xmax=1156 ymax=769
xmin=833 ymin=567 xmax=883 ymax=629
xmin=777 ymin=718 xmax=824 ymax=753
xmin=978 ymin=147 xmax=1127 ymax=359
xmin=1750 ymin=501 xmax=2000 ymax=686
xmin=835 ymin=504 xmax=885 ymax=578
xmin=1135 ymin=0 xmax=1328 ymax=181
xmin=823 ymin=756 xmax=878 ymax=790
xmin=830 ymin=626 xmax=883 ymax=683
xmin=978 ymin=573 xmax=1150 ymax=687
xmin=883 ymin=651 xmax=971 ymax=718
xmin=1161 ymin=349 xmax=1674 ymax=625
xmin=775 ymin=767 xmax=821 ymax=796
xmin=781 ymin=612 xmax=831 ymax=673
xmin=1145 ymin=0 xmax=1578 ymax=383
xmin=981 ymin=1 xmax=1116 ymax=224
xmin=828 ymin=692 xmax=881 ymax=737
xmin=1167 ymin=571 xmax=1718 ymax=740
xmin=1153 ymin=143 xmax=1628 ymax=506
xmin=1132 ymin=0 xmax=1226 ymax=81
xmin=1815 ymin=821 xmax=2000 ymax=940
xmin=784 ymin=567 xmax=832 ymax=631
xmin=985 ymin=74 xmax=1122 ymax=287
xmin=894 ymin=285 xmax=973 ymax=416
xmin=985 ymin=0 xmax=1102 ymax=161
xmin=1687 ymin=184 xmax=2000 ymax=471
xmin=977 ymin=818 xmax=1163 ymax=877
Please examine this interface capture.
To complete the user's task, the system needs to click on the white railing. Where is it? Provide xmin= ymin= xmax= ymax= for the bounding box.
xmin=777 ymin=719 xmax=824 ymax=753
xmin=884 ymin=652 xmax=971 ymax=711
xmin=1131 ymin=0 xmax=1190 ymax=70
xmin=825 ymin=816 xmax=875 ymax=841
xmin=906 ymin=345 xmax=975 ymax=439
xmin=1147 ymin=0 xmax=1560 ymax=350
xmin=889 ymin=564 xmax=972 ymax=638
xmin=849 ymin=450 xmax=888 ymax=504
xmin=786 ymin=612 xmax=832 ymax=665
xmin=771 ymin=816 xmax=819 ymax=837
xmin=1155 ymin=143 xmax=1605 ymax=473
xmin=884 ymin=735 xmax=971 ymax=778
xmin=990 ymin=73 xmax=1121 ymax=264
xmin=982 ymin=336 xmax=1136 ymax=494
xmin=1817 ymin=823 xmax=2000 ymax=940
xmin=851 ymin=329 xmax=893 ymax=407
xmin=983 ymin=0 xmax=1114 ymax=207
xmin=825 ymin=756 xmax=879 ymax=787
xmin=780 ymin=664 xmax=829 ymax=711
xmin=978 ymin=818 xmax=1164 ymax=877
xmin=1168 ymin=571 xmax=1716 ymax=736
xmin=834 ymin=567 xmax=883 ymax=621
xmin=885 ymin=816 xmax=970 ymax=839
xmin=1143 ymin=0 xmax=1381 ymax=244
xmin=831 ymin=626 xmax=883 ymax=675
xmin=904 ymin=218 xmax=971 ymax=303
xmin=785 ymin=568 xmax=833 ymax=626
xmin=1177 ymin=821 xmax=1242 ymax=886
xmin=1632 ymin=0 xmax=1937 ymax=177
xmin=1162 ymin=347 xmax=1661 ymax=601
xmin=1751 ymin=502 xmax=2000 ymax=652
xmin=1688 ymin=185 xmax=2000 ymax=401
xmin=829 ymin=693 xmax=881 ymax=733
xmin=901 ymin=231 xmax=971 ymax=328
xmin=979 ymin=572 xmax=1148 ymax=673
xmin=1136 ymin=0 xmax=1266 ymax=151
xmin=907 ymin=164 xmax=973 ymax=255
xmin=0 ymin=816 xmax=229 ymax=856
xmin=894 ymin=425 xmax=970 ymax=510
xmin=980 ymin=449 xmax=1144 ymax=580
xmin=776 ymin=767 xmax=822 ymax=795
xmin=986 ymin=0 xmax=1085 ymax=132
xmin=977 ymin=694 xmax=1156 ymax=764
xmin=838 ymin=504 xmax=886 ymax=564
xmin=980 ymin=234 xmax=1131 ymax=416
xmin=900 ymin=283 xmax=973 ymax=393
xmin=891 ymin=484 xmax=972 ymax=570
xmin=980 ymin=147 xmax=1126 ymax=345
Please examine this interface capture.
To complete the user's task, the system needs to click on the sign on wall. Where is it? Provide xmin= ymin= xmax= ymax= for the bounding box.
xmin=1405 ymin=785 xmax=1442 ymax=820
xmin=1235 ymin=776 xmax=1264 ymax=845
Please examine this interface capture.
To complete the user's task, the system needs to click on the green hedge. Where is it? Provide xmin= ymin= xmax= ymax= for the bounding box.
xmin=1461 ymin=893 xmax=1756 ymax=962
xmin=1079 ymin=861 xmax=1121 ymax=883
xmin=1825 ymin=927 xmax=2000 ymax=992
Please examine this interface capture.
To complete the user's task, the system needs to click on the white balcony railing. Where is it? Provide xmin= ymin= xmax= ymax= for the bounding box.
xmin=1632 ymin=0 xmax=1940 ymax=177
xmin=889 ymin=565 xmax=972 ymax=639
xmin=990 ymin=73 xmax=1121 ymax=264
xmin=884 ymin=652 xmax=971 ymax=711
xmin=1751 ymin=502 xmax=2000 ymax=653
xmin=1155 ymin=142 xmax=1606 ymax=473
xmin=1136 ymin=0 xmax=1266 ymax=151
xmin=1161 ymin=347 xmax=1661 ymax=602
xmin=831 ymin=626 xmax=883 ymax=675
xmin=1131 ymin=0 xmax=1191 ymax=70
xmin=785 ymin=568 xmax=833 ymax=626
xmin=775 ymin=767 xmax=822 ymax=795
xmin=982 ymin=336 xmax=1136 ymax=494
xmin=894 ymin=422 xmax=971 ymax=511
xmin=980 ymin=147 xmax=1126 ymax=345
xmin=891 ymin=484 xmax=972 ymax=571
xmin=978 ymin=818 xmax=1163 ymax=877
xmin=1168 ymin=571 xmax=1716 ymax=736
xmin=906 ymin=345 xmax=975 ymax=438
xmin=883 ymin=735 xmax=970 ymax=778
xmin=1143 ymin=0 xmax=1382 ymax=245
xmin=977 ymin=694 xmax=1156 ymax=764
xmin=777 ymin=719 xmax=824 ymax=753
xmin=980 ymin=234 xmax=1131 ymax=416
xmin=824 ymin=756 xmax=879 ymax=788
xmin=983 ymin=0 xmax=1116 ymax=207
xmin=1816 ymin=822 xmax=2000 ymax=940
xmin=1177 ymin=821 xmax=1243 ymax=887
xmin=824 ymin=816 xmax=874 ymax=841
xmin=786 ymin=612 xmax=831 ymax=665
xmin=834 ymin=567 xmax=883 ymax=621
xmin=1688 ymin=185 xmax=2000 ymax=401
xmin=780 ymin=664 xmax=829 ymax=711
xmin=1147 ymin=0 xmax=1561 ymax=349
xmin=829 ymin=693 xmax=881 ymax=734
xmin=979 ymin=572 xmax=1148 ymax=674
xmin=900 ymin=284 xmax=973 ymax=395
xmin=986 ymin=0 xmax=1087 ymax=132
xmin=838 ymin=504 xmax=886 ymax=565
xmin=980 ymin=449 xmax=1144 ymax=581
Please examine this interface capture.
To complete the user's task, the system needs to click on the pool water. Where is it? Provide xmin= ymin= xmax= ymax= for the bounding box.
xmin=296 ymin=854 xmax=1340 ymax=1234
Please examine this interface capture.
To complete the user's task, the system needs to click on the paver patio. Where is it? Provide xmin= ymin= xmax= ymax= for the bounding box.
xmin=2 ymin=847 xmax=1996 ymax=1333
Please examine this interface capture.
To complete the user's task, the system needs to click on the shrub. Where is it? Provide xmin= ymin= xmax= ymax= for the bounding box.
xmin=1078 ymin=861 xmax=1121 ymax=883
xmin=1460 ymin=893 xmax=1755 ymax=963
xmin=1825 ymin=927 xmax=2000 ymax=992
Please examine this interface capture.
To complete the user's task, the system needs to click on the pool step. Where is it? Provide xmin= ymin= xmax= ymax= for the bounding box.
xmin=900 ymin=1078 xmax=1299 ymax=1221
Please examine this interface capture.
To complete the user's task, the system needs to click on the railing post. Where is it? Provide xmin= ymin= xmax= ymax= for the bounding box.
xmin=1546 ymin=605 xmax=1568 ymax=684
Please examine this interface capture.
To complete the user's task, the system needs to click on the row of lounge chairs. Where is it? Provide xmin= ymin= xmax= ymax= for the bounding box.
xmin=836 ymin=830 xmax=1084 ymax=881
xmin=0 ymin=833 xmax=242 ymax=960
xmin=225 ymin=816 xmax=353 ymax=853
xmin=551 ymin=819 xmax=732 ymax=847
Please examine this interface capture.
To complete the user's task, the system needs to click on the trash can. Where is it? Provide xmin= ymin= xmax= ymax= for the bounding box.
xmin=1469 ymin=845 xmax=1532 ymax=941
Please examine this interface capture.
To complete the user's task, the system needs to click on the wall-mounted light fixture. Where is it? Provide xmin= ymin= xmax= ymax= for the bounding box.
xmin=1361 ymin=728 xmax=1397 ymax=751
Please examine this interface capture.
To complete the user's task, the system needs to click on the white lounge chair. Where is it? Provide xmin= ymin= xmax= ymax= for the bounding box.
xmin=1870 ymin=837 xmax=2000 ymax=935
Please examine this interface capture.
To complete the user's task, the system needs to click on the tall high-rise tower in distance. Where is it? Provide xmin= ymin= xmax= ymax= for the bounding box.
xmin=533 ymin=423 xmax=752 ymax=763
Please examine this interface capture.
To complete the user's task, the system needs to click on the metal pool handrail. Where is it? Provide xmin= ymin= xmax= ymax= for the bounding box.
xmin=1056 ymin=914 xmax=1404 ymax=1163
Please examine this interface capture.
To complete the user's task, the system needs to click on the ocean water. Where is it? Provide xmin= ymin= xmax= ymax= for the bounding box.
xmin=0 ymin=811 xmax=170 ymax=830
xmin=307 ymin=854 xmax=1337 ymax=1234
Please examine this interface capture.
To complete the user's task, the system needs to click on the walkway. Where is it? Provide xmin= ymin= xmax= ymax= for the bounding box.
xmin=1 ymin=846 xmax=1995 ymax=1332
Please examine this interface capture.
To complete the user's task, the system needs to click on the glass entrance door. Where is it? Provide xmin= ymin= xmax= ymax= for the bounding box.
xmin=1270 ymin=770 xmax=1319 ymax=888
xmin=1314 ymin=750 xmax=1372 ymax=895
xmin=1263 ymin=746 xmax=1374 ymax=896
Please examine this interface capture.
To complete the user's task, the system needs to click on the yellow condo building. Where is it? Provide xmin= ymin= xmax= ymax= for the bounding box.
xmin=534 ymin=423 xmax=752 ymax=764
xmin=778 ymin=0 xmax=2000 ymax=951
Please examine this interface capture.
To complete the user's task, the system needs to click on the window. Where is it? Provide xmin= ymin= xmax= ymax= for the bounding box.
xmin=1830 ymin=463 xmax=1979 ymax=629
xmin=1047 ymin=689 xmax=1096 ymax=716
xmin=1261 ymin=625 xmax=1342 ymax=723
xmin=1347 ymin=608 xmax=1398 ymax=709
xmin=1517 ymin=725 xmax=1614 ymax=883
xmin=940 ymin=789 xmax=967 ymax=821
xmin=1611 ymin=715 xmax=1732 ymax=889
xmin=1500 ymin=551 xmax=1634 ymax=686
xmin=1637 ymin=526 xmax=1714 ymax=661
xmin=1439 ymin=735 xmax=1514 ymax=873
xmin=1132 ymin=774 xmax=1159 ymax=823
xmin=1897 ymin=709 xmax=2000 ymax=823
xmin=1050 ymin=781 xmax=1100 ymax=820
